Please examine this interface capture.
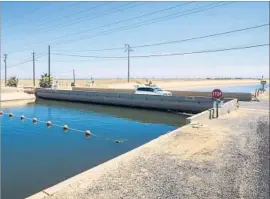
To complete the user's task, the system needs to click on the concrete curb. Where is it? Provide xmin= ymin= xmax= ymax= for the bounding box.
xmin=186 ymin=99 xmax=239 ymax=124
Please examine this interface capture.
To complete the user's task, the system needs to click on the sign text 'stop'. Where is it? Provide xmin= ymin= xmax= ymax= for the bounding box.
xmin=212 ymin=89 xmax=223 ymax=99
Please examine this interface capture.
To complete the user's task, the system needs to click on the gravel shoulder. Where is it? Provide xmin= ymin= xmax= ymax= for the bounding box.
xmin=28 ymin=98 xmax=269 ymax=199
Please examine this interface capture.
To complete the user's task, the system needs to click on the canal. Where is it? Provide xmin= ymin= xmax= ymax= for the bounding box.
xmin=1 ymin=99 xmax=187 ymax=199
xmin=187 ymin=84 xmax=269 ymax=92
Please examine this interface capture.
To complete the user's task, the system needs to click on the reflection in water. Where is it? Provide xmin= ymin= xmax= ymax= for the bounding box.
xmin=2 ymin=100 xmax=186 ymax=199
xmin=35 ymin=99 xmax=188 ymax=126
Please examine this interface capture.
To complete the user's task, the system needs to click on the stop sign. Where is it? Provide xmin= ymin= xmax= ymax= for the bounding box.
xmin=212 ymin=89 xmax=223 ymax=99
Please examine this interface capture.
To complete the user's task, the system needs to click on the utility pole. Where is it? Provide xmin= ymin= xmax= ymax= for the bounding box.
xmin=73 ymin=69 xmax=76 ymax=85
xmin=32 ymin=51 xmax=36 ymax=87
xmin=4 ymin=54 xmax=7 ymax=87
xmin=125 ymin=44 xmax=133 ymax=83
xmin=48 ymin=45 xmax=51 ymax=87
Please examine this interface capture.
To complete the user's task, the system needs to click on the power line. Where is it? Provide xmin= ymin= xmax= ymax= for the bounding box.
xmin=52 ymin=47 xmax=125 ymax=53
xmin=131 ymin=44 xmax=269 ymax=58
xmin=6 ymin=2 xmax=223 ymax=54
xmin=5 ymin=2 xmax=144 ymax=55
xmin=37 ymin=58 xmax=125 ymax=63
xmin=30 ymin=2 xmax=89 ymax=29
xmin=132 ymin=24 xmax=270 ymax=49
xmin=52 ymin=44 xmax=269 ymax=59
xmin=8 ymin=59 xmax=33 ymax=68
xmin=7 ymin=53 xmax=47 ymax=69
xmin=4 ymin=2 xmax=82 ymax=33
xmin=52 ymin=23 xmax=269 ymax=53
xmin=6 ymin=21 xmax=265 ymax=70
xmin=4 ymin=2 xmax=52 ymax=25
xmin=32 ymin=2 xmax=141 ymax=34
xmin=53 ymin=2 xmax=232 ymax=46
xmin=51 ymin=53 xmax=126 ymax=59
xmin=47 ymin=2 xmax=193 ymax=46
xmin=36 ymin=53 xmax=48 ymax=59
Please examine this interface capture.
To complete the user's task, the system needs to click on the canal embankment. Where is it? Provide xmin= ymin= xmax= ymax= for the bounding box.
xmin=3 ymin=85 xmax=268 ymax=199
xmin=0 ymin=91 xmax=36 ymax=107
xmin=27 ymin=91 xmax=269 ymax=199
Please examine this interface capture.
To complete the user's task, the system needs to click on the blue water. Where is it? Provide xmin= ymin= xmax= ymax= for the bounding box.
xmin=186 ymin=84 xmax=269 ymax=93
xmin=1 ymin=100 xmax=185 ymax=199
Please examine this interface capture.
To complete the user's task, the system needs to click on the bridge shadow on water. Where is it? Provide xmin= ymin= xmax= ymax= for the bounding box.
xmin=2 ymin=99 xmax=187 ymax=199
xmin=35 ymin=99 xmax=188 ymax=126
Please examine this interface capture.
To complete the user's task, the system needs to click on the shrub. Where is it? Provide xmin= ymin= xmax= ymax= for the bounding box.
xmin=39 ymin=73 xmax=53 ymax=88
xmin=7 ymin=76 xmax=19 ymax=87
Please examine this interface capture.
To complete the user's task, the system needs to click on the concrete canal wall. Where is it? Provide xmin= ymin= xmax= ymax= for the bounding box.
xmin=27 ymin=89 xmax=241 ymax=199
xmin=1 ymin=87 xmax=24 ymax=93
xmin=35 ymin=89 xmax=226 ymax=113
xmin=26 ymin=96 xmax=269 ymax=199
xmin=72 ymin=87 xmax=253 ymax=101
xmin=186 ymin=99 xmax=239 ymax=124
xmin=1 ymin=92 xmax=36 ymax=107
xmin=170 ymin=91 xmax=251 ymax=101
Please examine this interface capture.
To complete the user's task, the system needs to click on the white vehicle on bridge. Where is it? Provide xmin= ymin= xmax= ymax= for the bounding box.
xmin=135 ymin=86 xmax=172 ymax=96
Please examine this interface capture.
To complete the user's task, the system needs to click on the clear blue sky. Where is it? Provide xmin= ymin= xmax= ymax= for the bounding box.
xmin=1 ymin=1 xmax=269 ymax=79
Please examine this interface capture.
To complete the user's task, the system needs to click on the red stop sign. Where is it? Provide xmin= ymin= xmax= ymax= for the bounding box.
xmin=212 ymin=89 xmax=223 ymax=99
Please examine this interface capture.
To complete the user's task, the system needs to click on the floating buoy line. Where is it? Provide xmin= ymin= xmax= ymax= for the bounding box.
xmin=0 ymin=111 xmax=126 ymax=143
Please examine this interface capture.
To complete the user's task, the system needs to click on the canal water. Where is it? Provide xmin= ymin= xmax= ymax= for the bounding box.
xmin=1 ymin=100 xmax=187 ymax=199
xmin=188 ymin=84 xmax=269 ymax=92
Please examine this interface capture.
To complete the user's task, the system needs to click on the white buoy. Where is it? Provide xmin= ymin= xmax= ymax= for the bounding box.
xmin=85 ymin=130 xmax=91 ymax=137
xmin=47 ymin=121 xmax=52 ymax=127
xmin=21 ymin=115 xmax=25 ymax=120
xmin=63 ymin=125 xmax=68 ymax=131
xmin=0 ymin=111 xmax=3 ymax=115
xmin=9 ymin=113 xmax=13 ymax=118
xmin=33 ymin=118 xmax=38 ymax=123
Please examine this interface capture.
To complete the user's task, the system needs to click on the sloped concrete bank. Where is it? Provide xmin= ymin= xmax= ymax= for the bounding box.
xmin=27 ymin=97 xmax=269 ymax=199
xmin=186 ymin=99 xmax=239 ymax=124
xmin=26 ymin=90 xmax=243 ymax=199
xmin=0 ymin=92 xmax=36 ymax=107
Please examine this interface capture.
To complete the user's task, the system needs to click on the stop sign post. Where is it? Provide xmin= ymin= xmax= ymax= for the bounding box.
xmin=212 ymin=89 xmax=223 ymax=100
xmin=212 ymin=89 xmax=223 ymax=118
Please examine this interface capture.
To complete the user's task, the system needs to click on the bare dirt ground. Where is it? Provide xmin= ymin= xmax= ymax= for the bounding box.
xmin=29 ymin=93 xmax=269 ymax=199
xmin=1 ymin=79 xmax=262 ymax=90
